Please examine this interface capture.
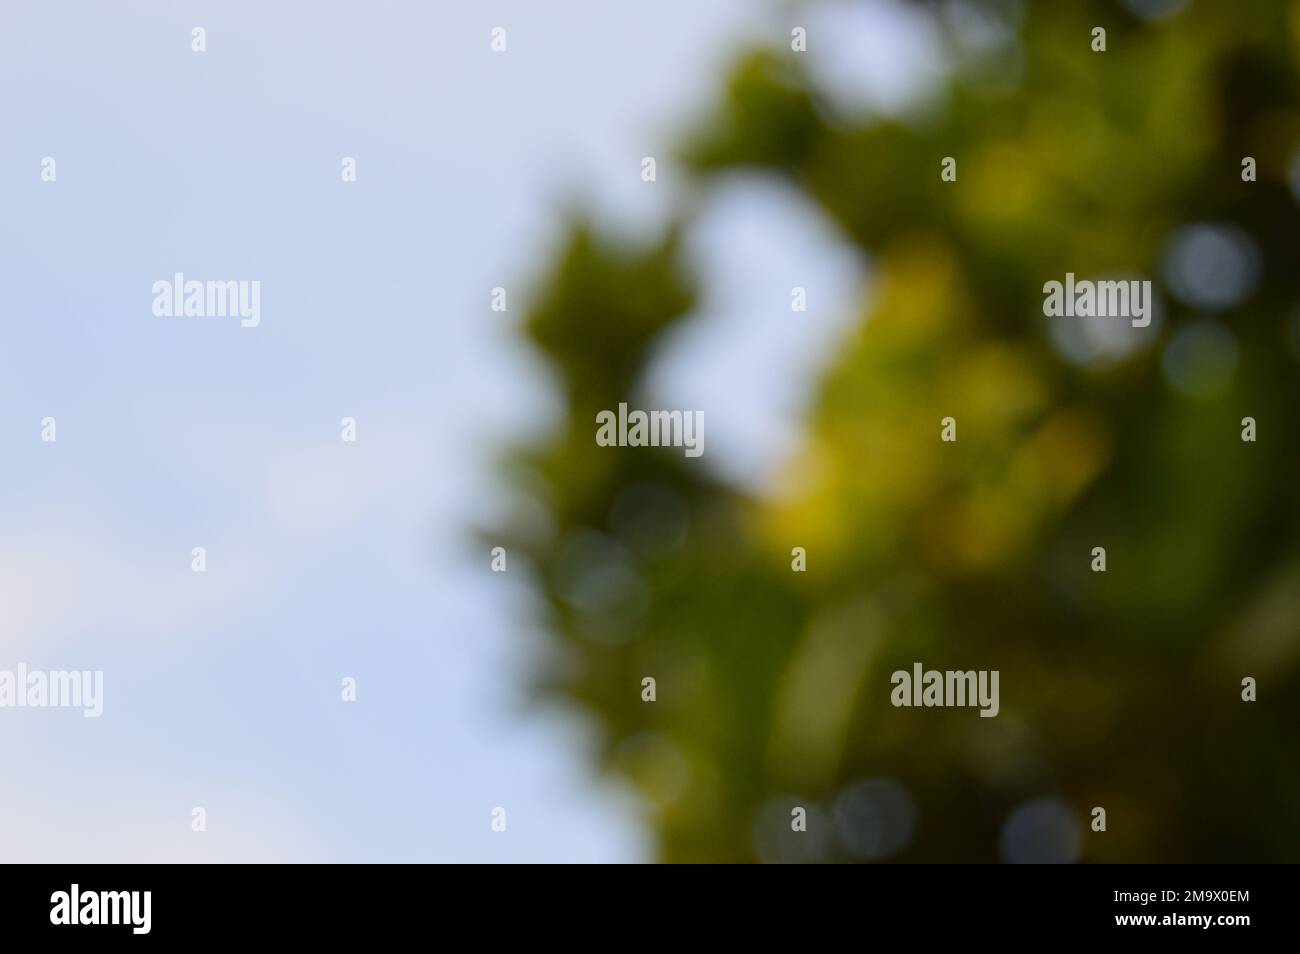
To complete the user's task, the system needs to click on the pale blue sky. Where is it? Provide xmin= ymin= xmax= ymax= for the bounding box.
xmin=0 ymin=1 xmax=921 ymax=861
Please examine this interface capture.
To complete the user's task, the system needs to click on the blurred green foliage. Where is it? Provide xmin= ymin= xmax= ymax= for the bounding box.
xmin=498 ymin=0 xmax=1300 ymax=861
